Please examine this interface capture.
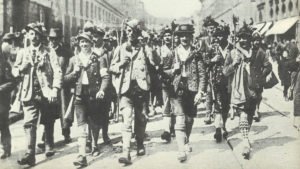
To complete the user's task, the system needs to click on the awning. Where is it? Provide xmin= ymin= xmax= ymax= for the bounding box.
xmin=265 ymin=16 xmax=299 ymax=36
xmin=260 ymin=22 xmax=273 ymax=35
xmin=253 ymin=22 xmax=265 ymax=32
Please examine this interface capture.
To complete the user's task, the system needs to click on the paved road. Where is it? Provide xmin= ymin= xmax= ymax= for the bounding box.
xmin=1 ymin=84 xmax=299 ymax=169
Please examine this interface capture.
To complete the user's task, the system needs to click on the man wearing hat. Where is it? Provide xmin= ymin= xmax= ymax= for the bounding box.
xmin=158 ymin=26 xmax=176 ymax=142
xmin=201 ymin=16 xmax=219 ymax=125
xmin=223 ymin=23 xmax=272 ymax=159
xmin=208 ymin=25 xmax=232 ymax=143
xmin=35 ymin=27 xmax=73 ymax=156
xmin=92 ymin=26 xmax=113 ymax=147
xmin=171 ymin=24 xmax=207 ymax=162
xmin=12 ymin=22 xmax=62 ymax=166
xmin=49 ymin=28 xmax=73 ymax=144
xmin=65 ymin=31 xmax=110 ymax=166
xmin=0 ymin=33 xmax=17 ymax=159
xmin=110 ymin=19 xmax=151 ymax=165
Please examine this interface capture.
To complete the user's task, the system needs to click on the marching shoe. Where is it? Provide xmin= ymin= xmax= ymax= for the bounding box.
xmin=86 ymin=141 xmax=92 ymax=153
xmin=214 ymin=128 xmax=222 ymax=143
xmin=45 ymin=145 xmax=55 ymax=157
xmin=91 ymin=147 xmax=100 ymax=157
xmin=17 ymin=153 xmax=35 ymax=166
xmin=177 ymin=151 xmax=187 ymax=162
xmin=37 ymin=142 xmax=45 ymax=150
xmin=161 ymin=131 xmax=171 ymax=142
xmin=253 ymin=111 xmax=261 ymax=122
xmin=137 ymin=142 xmax=146 ymax=156
xmin=0 ymin=151 xmax=11 ymax=159
xmin=73 ymin=155 xmax=88 ymax=167
xmin=64 ymin=136 xmax=72 ymax=144
xmin=103 ymin=135 xmax=112 ymax=145
xmin=118 ymin=154 xmax=132 ymax=165
xmin=204 ymin=113 xmax=212 ymax=125
xmin=242 ymin=140 xmax=251 ymax=160
xmin=223 ymin=130 xmax=228 ymax=139
xmin=185 ymin=143 xmax=192 ymax=152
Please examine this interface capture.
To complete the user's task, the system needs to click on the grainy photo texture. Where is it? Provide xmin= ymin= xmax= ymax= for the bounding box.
xmin=0 ymin=0 xmax=299 ymax=169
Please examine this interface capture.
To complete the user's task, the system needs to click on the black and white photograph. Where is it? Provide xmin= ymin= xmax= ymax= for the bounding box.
xmin=0 ymin=0 xmax=299 ymax=168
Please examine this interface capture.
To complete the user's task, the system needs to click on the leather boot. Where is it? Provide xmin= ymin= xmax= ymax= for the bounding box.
xmin=214 ymin=128 xmax=222 ymax=143
xmin=73 ymin=155 xmax=87 ymax=167
xmin=136 ymin=139 xmax=145 ymax=156
xmin=161 ymin=131 xmax=171 ymax=142
xmin=118 ymin=132 xmax=132 ymax=165
xmin=18 ymin=126 xmax=36 ymax=166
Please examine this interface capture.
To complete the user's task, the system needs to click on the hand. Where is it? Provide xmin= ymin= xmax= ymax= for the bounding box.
xmin=96 ymin=90 xmax=105 ymax=100
xmin=211 ymin=55 xmax=222 ymax=63
xmin=172 ymin=62 xmax=180 ymax=74
xmin=194 ymin=91 xmax=205 ymax=105
xmin=119 ymin=56 xmax=131 ymax=68
xmin=74 ymin=64 xmax=81 ymax=73
xmin=19 ymin=61 xmax=31 ymax=72
xmin=48 ymin=88 xmax=58 ymax=103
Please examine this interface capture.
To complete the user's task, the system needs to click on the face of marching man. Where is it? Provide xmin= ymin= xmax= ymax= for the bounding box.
xmin=179 ymin=33 xmax=193 ymax=47
xmin=206 ymin=26 xmax=215 ymax=36
xmin=28 ymin=29 xmax=41 ymax=47
xmin=163 ymin=32 xmax=172 ymax=45
xmin=239 ymin=37 xmax=251 ymax=51
xmin=79 ymin=38 xmax=92 ymax=53
xmin=126 ymin=26 xmax=138 ymax=43
xmin=49 ymin=37 xmax=60 ymax=49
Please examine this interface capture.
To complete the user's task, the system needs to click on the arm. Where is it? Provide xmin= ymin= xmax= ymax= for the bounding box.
xmin=0 ymin=62 xmax=16 ymax=92
xmin=99 ymin=56 xmax=111 ymax=93
xmin=261 ymin=50 xmax=272 ymax=77
xmin=223 ymin=49 xmax=237 ymax=77
xmin=49 ymin=49 xmax=63 ymax=89
xmin=197 ymin=56 xmax=207 ymax=93
xmin=64 ymin=56 xmax=79 ymax=84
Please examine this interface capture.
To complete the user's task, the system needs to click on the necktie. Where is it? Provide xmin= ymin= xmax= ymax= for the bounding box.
xmin=32 ymin=49 xmax=37 ymax=63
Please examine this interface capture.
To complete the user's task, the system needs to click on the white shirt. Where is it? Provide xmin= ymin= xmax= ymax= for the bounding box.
xmin=78 ymin=52 xmax=92 ymax=85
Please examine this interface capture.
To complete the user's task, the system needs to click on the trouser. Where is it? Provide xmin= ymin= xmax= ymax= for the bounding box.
xmin=120 ymin=81 xmax=148 ymax=153
xmin=234 ymin=97 xmax=257 ymax=141
xmin=211 ymin=84 xmax=230 ymax=129
xmin=22 ymin=100 xmax=41 ymax=156
xmin=102 ymin=99 xmax=111 ymax=139
xmin=172 ymin=90 xmax=197 ymax=151
xmin=0 ymin=110 xmax=11 ymax=154
xmin=74 ymin=93 xmax=103 ymax=153
xmin=161 ymin=87 xmax=175 ymax=132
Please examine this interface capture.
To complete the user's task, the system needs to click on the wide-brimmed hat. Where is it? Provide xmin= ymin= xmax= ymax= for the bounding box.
xmin=25 ymin=22 xmax=45 ymax=36
xmin=77 ymin=32 xmax=93 ymax=44
xmin=94 ymin=26 xmax=105 ymax=36
xmin=203 ymin=16 xmax=219 ymax=27
xmin=2 ymin=33 xmax=17 ymax=41
xmin=48 ymin=28 xmax=62 ymax=38
xmin=161 ymin=26 xmax=172 ymax=36
xmin=175 ymin=24 xmax=194 ymax=35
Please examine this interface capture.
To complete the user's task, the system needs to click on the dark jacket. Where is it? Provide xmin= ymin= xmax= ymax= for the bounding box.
xmin=64 ymin=52 xmax=110 ymax=99
xmin=0 ymin=56 xmax=16 ymax=112
xmin=171 ymin=45 xmax=207 ymax=93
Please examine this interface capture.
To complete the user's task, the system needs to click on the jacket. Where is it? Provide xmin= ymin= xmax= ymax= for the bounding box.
xmin=12 ymin=44 xmax=62 ymax=102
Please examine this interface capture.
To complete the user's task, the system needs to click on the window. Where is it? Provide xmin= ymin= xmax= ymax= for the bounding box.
xmin=80 ymin=0 xmax=83 ymax=16
xmin=91 ymin=3 xmax=93 ymax=19
xmin=99 ymin=7 xmax=101 ymax=20
xmin=73 ymin=0 xmax=76 ymax=15
xmin=65 ymin=0 xmax=68 ymax=14
xmin=86 ymin=1 xmax=89 ymax=17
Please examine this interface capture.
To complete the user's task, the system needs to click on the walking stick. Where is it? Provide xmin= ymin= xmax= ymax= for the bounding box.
xmin=114 ymin=19 xmax=126 ymax=123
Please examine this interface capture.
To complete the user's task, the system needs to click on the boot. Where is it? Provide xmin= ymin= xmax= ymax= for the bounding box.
xmin=177 ymin=151 xmax=187 ymax=162
xmin=136 ymin=139 xmax=145 ymax=156
xmin=62 ymin=128 xmax=72 ymax=144
xmin=91 ymin=147 xmax=100 ymax=157
xmin=18 ymin=127 xmax=36 ymax=166
xmin=214 ymin=128 xmax=222 ymax=143
xmin=161 ymin=131 xmax=171 ymax=142
xmin=204 ymin=112 xmax=212 ymax=124
xmin=119 ymin=132 xmax=132 ymax=165
xmin=242 ymin=139 xmax=251 ymax=160
xmin=73 ymin=155 xmax=87 ymax=167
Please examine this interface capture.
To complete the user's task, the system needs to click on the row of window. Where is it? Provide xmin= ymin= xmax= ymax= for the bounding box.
xmin=65 ymin=0 xmax=122 ymax=25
